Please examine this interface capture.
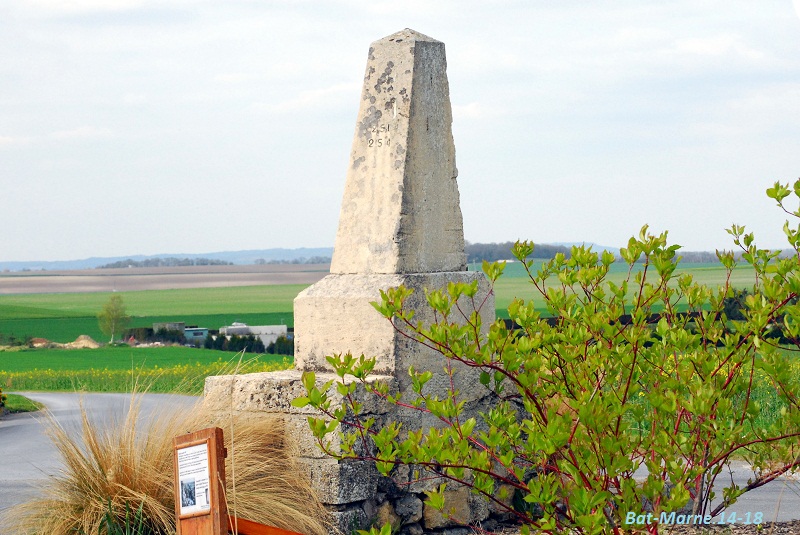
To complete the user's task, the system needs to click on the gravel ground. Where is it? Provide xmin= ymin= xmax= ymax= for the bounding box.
xmin=662 ymin=521 xmax=800 ymax=534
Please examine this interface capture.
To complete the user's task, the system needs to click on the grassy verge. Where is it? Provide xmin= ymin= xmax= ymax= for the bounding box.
xmin=0 ymin=346 xmax=294 ymax=395
xmin=3 ymin=393 xmax=42 ymax=413
xmin=0 ymin=345 xmax=284 ymax=372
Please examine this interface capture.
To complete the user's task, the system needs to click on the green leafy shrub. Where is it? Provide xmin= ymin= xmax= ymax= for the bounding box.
xmin=296 ymin=181 xmax=800 ymax=534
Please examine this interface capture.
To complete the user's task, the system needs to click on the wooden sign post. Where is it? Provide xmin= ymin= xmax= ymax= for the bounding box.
xmin=174 ymin=427 xmax=305 ymax=535
xmin=174 ymin=427 xmax=228 ymax=535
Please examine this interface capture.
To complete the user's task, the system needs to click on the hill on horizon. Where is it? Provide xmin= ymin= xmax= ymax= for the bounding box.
xmin=0 ymin=247 xmax=335 ymax=272
xmin=0 ymin=241 xmax=728 ymax=273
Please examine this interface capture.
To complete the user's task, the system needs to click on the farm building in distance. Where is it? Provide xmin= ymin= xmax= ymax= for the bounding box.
xmin=219 ymin=322 xmax=288 ymax=346
xmin=184 ymin=327 xmax=209 ymax=345
xmin=153 ymin=322 xmax=185 ymax=332
xmin=149 ymin=320 xmax=288 ymax=348
xmin=152 ymin=322 xmax=209 ymax=346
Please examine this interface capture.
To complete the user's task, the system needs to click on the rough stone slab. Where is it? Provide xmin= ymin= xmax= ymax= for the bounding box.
xmin=284 ymin=413 xmax=342 ymax=460
xmin=203 ymin=369 xmax=395 ymax=416
xmin=423 ymin=486 xmax=470 ymax=529
xmin=300 ymin=458 xmax=379 ymax=505
xmin=328 ymin=506 xmax=369 ymax=535
xmin=490 ymin=484 xmax=517 ymax=518
xmin=398 ymin=523 xmax=424 ymax=535
xmin=391 ymin=465 xmax=445 ymax=494
xmin=422 ymin=486 xmax=489 ymax=529
xmin=376 ymin=501 xmax=402 ymax=531
xmin=285 ymin=412 xmax=382 ymax=460
xmin=395 ymin=494 xmax=423 ymax=523
xmin=330 ymin=28 xmax=466 ymax=275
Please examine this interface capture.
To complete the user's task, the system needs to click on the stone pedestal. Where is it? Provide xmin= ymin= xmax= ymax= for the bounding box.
xmin=204 ymin=369 xmax=394 ymax=526
xmin=295 ymin=272 xmax=491 ymax=382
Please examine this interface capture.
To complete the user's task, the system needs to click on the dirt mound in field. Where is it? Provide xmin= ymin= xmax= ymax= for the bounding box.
xmin=64 ymin=335 xmax=100 ymax=349
xmin=30 ymin=338 xmax=52 ymax=348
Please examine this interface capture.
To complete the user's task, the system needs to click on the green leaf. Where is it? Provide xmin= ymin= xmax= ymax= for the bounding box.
xmin=301 ymin=371 xmax=316 ymax=393
xmin=479 ymin=371 xmax=491 ymax=386
xmin=290 ymin=396 xmax=310 ymax=408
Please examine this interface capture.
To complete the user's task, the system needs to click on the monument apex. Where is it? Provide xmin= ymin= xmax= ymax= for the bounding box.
xmin=330 ymin=28 xmax=466 ymax=275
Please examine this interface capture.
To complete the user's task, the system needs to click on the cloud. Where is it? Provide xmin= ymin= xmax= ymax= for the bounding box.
xmin=673 ymin=34 xmax=764 ymax=61
xmin=214 ymin=72 xmax=258 ymax=84
xmin=253 ymin=82 xmax=359 ymax=114
xmin=612 ymin=27 xmax=672 ymax=47
xmin=0 ymin=128 xmax=113 ymax=148
xmin=18 ymin=0 xmax=146 ymax=14
xmin=122 ymin=93 xmax=148 ymax=105
xmin=12 ymin=0 xmax=196 ymax=27
xmin=452 ymin=102 xmax=506 ymax=120
xmin=0 ymin=135 xmax=33 ymax=147
xmin=452 ymin=102 xmax=482 ymax=119
xmin=50 ymin=126 xmax=114 ymax=140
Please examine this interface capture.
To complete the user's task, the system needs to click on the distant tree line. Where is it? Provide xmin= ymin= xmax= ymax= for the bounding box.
xmin=254 ymin=256 xmax=331 ymax=265
xmin=0 ymin=332 xmax=32 ymax=347
xmin=678 ymin=251 xmax=721 ymax=263
xmin=122 ymin=326 xmax=294 ymax=355
xmin=266 ymin=335 xmax=294 ymax=356
xmin=98 ymin=258 xmax=233 ymax=269
xmin=465 ymin=242 xmax=761 ymax=264
xmin=125 ymin=327 xmax=186 ymax=345
xmin=465 ymin=241 xmax=572 ymax=263
xmin=204 ymin=333 xmax=265 ymax=353
xmin=204 ymin=333 xmax=293 ymax=355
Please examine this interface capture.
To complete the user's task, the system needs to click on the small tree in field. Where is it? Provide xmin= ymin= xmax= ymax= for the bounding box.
xmin=98 ymin=294 xmax=131 ymax=343
xmin=296 ymin=181 xmax=800 ymax=534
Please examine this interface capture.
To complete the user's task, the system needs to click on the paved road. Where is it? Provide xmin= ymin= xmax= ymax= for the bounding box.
xmin=0 ymin=392 xmax=198 ymax=513
xmin=631 ymin=461 xmax=800 ymax=524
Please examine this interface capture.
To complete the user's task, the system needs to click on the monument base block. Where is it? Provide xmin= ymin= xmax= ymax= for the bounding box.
xmin=294 ymin=271 xmax=494 ymax=380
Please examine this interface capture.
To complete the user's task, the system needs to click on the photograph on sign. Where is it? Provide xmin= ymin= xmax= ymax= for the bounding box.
xmin=176 ymin=442 xmax=212 ymax=516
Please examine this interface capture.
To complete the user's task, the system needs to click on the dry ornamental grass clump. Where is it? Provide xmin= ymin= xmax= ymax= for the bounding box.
xmin=2 ymin=394 xmax=330 ymax=535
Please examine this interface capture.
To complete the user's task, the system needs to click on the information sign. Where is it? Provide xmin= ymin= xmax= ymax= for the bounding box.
xmin=177 ymin=442 xmax=212 ymax=516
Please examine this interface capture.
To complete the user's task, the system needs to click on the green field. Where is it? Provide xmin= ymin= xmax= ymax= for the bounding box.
xmin=482 ymin=261 xmax=757 ymax=318
xmin=0 ymin=263 xmax=759 ymax=342
xmin=0 ymin=260 xmax=777 ymax=395
xmin=0 ymin=285 xmax=304 ymax=343
xmin=0 ymin=284 xmax=307 ymax=318
xmin=0 ymin=285 xmax=304 ymax=393
xmin=0 ymin=346 xmax=292 ymax=394
xmin=0 ymin=345 xmax=286 ymax=372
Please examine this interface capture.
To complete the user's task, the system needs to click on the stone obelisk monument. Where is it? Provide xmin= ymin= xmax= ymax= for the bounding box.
xmin=206 ymin=29 xmax=496 ymax=534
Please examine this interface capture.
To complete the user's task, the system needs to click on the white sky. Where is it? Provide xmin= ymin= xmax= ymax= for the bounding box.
xmin=2 ymin=1 xmax=800 ymax=262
